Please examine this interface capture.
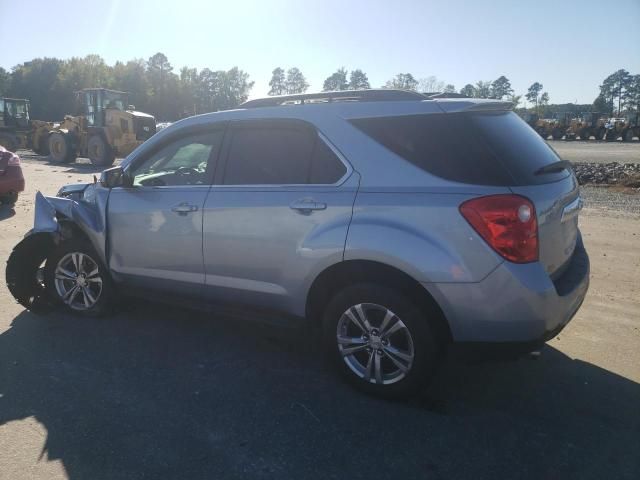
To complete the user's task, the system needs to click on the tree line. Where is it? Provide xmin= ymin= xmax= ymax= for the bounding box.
xmin=1 ymin=54 xmax=638 ymax=122
xmin=0 ymin=53 xmax=254 ymax=121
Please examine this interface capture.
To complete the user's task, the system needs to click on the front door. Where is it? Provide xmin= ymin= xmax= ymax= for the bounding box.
xmin=107 ymin=128 xmax=224 ymax=298
xmin=202 ymin=119 xmax=357 ymax=315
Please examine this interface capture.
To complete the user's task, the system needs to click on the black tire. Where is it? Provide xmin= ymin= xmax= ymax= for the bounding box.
xmin=551 ymin=128 xmax=564 ymax=140
xmin=43 ymin=238 xmax=114 ymax=316
xmin=87 ymin=135 xmax=115 ymax=166
xmin=580 ymin=129 xmax=591 ymax=140
xmin=322 ymin=283 xmax=441 ymax=399
xmin=605 ymin=130 xmax=617 ymax=142
xmin=5 ymin=233 xmax=54 ymax=312
xmin=595 ymin=128 xmax=606 ymax=141
xmin=33 ymin=136 xmax=50 ymax=156
xmin=0 ymin=132 xmax=17 ymax=152
xmin=536 ymin=128 xmax=548 ymax=139
xmin=48 ymin=132 xmax=76 ymax=164
xmin=622 ymin=129 xmax=634 ymax=142
xmin=0 ymin=192 xmax=18 ymax=205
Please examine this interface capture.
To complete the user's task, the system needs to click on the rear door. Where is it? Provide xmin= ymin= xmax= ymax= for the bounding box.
xmin=108 ymin=126 xmax=224 ymax=297
xmin=202 ymin=119 xmax=357 ymax=314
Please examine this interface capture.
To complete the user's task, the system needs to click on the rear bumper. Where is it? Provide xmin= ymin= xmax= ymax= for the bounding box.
xmin=427 ymin=232 xmax=590 ymax=344
xmin=0 ymin=166 xmax=25 ymax=195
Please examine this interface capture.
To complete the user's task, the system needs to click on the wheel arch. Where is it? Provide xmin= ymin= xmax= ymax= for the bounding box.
xmin=305 ymin=259 xmax=452 ymax=344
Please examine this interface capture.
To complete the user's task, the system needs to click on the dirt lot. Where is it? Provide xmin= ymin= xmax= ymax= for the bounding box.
xmin=550 ymin=140 xmax=640 ymax=164
xmin=0 ymin=156 xmax=639 ymax=479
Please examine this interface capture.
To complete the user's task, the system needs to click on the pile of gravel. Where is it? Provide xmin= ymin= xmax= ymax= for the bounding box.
xmin=572 ymin=162 xmax=640 ymax=188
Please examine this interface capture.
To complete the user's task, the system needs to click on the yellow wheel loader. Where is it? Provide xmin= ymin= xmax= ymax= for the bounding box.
xmin=48 ymin=88 xmax=156 ymax=166
xmin=0 ymin=98 xmax=52 ymax=154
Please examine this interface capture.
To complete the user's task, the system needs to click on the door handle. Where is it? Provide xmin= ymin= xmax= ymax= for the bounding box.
xmin=171 ymin=202 xmax=199 ymax=215
xmin=289 ymin=198 xmax=327 ymax=213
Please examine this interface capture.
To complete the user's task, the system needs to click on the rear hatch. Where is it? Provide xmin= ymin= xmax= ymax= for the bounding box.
xmin=349 ymin=109 xmax=580 ymax=276
xmin=470 ymin=112 xmax=580 ymax=276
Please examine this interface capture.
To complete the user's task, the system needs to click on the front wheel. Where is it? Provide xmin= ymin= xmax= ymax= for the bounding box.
xmin=48 ymin=132 xmax=76 ymax=163
xmin=44 ymin=239 xmax=113 ymax=316
xmin=322 ymin=283 xmax=441 ymax=399
xmin=87 ymin=135 xmax=115 ymax=166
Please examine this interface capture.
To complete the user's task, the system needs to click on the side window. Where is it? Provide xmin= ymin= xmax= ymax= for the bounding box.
xmin=223 ymin=126 xmax=315 ymax=185
xmin=310 ymin=138 xmax=347 ymax=184
xmin=130 ymin=131 xmax=222 ymax=187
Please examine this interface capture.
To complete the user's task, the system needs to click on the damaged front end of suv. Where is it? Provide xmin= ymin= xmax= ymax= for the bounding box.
xmin=5 ymin=180 xmax=110 ymax=311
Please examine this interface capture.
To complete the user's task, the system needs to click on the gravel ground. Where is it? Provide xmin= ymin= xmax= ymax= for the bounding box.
xmin=550 ymin=140 xmax=640 ymax=164
xmin=580 ymin=186 xmax=640 ymax=218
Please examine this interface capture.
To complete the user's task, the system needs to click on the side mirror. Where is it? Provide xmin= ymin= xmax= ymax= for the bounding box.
xmin=100 ymin=166 xmax=130 ymax=188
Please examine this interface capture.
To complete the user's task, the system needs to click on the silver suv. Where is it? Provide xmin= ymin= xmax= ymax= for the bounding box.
xmin=6 ymin=90 xmax=590 ymax=398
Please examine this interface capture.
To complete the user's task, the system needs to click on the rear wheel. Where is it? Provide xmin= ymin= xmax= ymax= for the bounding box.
xmin=322 ymin=283 xmax=440 ymax=399
xmin=0 ymin=132 xmax=17 ymax=152
xmin=623 ymin=129 xmax=634 ymax=142
xmin=605 ymin=130 xmax=617 ymax=142
xmin=32 ymin=136 xmax=50 ymax=156
xmin=87 ymin=135 xmax=115 ymax=167
xmin=44 ymin=239 xmax=113 ymax=316
xmin=551 ymin=128 xmax=564 ymax=140
xmin=595 ymin=127 xmax=606 ymax=141
xmin=580 ymin=129 xmax=590 ymax=140
xmin=48 ymin=132 xmax=76 ymax=163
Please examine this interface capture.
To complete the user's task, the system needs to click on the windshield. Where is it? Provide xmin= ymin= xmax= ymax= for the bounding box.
xmin=101 ymin=91 xmax=127 ymax=111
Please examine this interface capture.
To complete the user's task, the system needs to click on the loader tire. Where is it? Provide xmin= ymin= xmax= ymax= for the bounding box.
xmin=87 ymin=135 xmax=115 ymax=167
xmin=48 ymin=132 xmax=76 ymax=163
xmin=0 ymin=132 xmax=17 ymax=152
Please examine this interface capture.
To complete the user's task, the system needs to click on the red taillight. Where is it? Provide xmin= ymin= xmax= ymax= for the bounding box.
xmin=2 ymin=150 xmax=21 ymax=166
xmin=459 ymin=194 xmax=538 ymax=263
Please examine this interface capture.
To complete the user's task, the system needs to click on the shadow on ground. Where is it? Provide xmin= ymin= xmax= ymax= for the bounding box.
xmin=1 ymin=304 xmax=638 ymax=480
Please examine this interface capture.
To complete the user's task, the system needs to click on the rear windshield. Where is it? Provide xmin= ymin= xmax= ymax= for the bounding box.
xmin=349 ymin=111 xmax=569 ymax=186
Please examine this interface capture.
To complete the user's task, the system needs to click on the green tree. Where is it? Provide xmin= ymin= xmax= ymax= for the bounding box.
xmin=460 ymin=84 xmax=476 ymax=97
xmin=474 ymin=80 xmax=491 ymax=98
xmin=526 ymin=82 xmax=544 ymax=112
xmin=593 ymin=94 xmax=609 ymax=113
xmin=443 ymin=84 xmax=456 ymax=93
xmin=112 ymin=59 xmax=150 ymax=112
xmin=417 ymin=76 xmax=444 ymax=93
xmin=508 ymin=94 xmax=522 ymax=109
xmin=600 ymin=69 xmax=632 ymax=114
xmin=8 ymin=57 xmax=65 ymax=119
xmin=540 ymin=92 xmax=550 ymax=107
xmin=323 ymin=67 xmax=349 ymax=91
xmin=285 ymin=68 xmax=309 ymax=94
xmin=178 ymin=66 xmax=199 ymax=116
xmin=490 ymin=75 xmax=513 ymax=99
xmin=0 ymin=67 xmax=10 ymax=96
xmin=384 ymin=73 xmax=418 ymax=90
xmin=349 ymin=69 xmax=370 ymax=90
xmin=627 ymin=75 xmax=640 ymax=112
xmin=147 ymin=52 xmax=174 ymax=120
xmin=268 ymin=67 xmax=286 ymax=96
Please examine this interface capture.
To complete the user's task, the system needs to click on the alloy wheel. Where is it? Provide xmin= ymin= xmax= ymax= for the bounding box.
xmin=336 ymin=303 xmax=415 ymax=385
xmin=53 ymin=252 xmax=103 ymax=311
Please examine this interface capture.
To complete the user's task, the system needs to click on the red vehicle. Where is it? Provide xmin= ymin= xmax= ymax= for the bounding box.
xmin=0 ymin=146 xmax=25 ymax=205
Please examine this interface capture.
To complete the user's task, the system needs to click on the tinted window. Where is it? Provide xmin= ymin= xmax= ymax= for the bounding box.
xmin=131 ymin=131 xmax=222 ymax=186
xmin=350 ymin=112 xmax=568 ymax=186
xmin=310 ymin=139 xmax=347 ymax=184
xmin=224 ymin=126 xmax=314 ymax=185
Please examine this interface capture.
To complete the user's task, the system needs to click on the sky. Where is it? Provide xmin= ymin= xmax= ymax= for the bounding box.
xmin=1 ymin=0 xmax=639 ymax=104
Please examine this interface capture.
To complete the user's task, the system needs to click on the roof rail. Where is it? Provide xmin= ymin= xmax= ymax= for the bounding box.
xmin=240 ymin=89 xmax=427 ymax=108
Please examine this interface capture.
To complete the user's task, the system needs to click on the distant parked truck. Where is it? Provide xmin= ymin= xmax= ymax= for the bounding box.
xmin=0 ymin=97 xmax=52 ymax=154
xmin=48 ymin=88 xmax=156 ymax=166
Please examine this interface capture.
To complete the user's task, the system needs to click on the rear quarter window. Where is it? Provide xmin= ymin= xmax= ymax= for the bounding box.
xmin=349 ymin=111 xmax=568 ymax=186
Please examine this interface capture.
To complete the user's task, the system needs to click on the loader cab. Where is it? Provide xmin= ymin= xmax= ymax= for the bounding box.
xmin=0 ymin=98 xmax=31 ymax=129
xmin=79 ymin=88 xmax=129 ymax=128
